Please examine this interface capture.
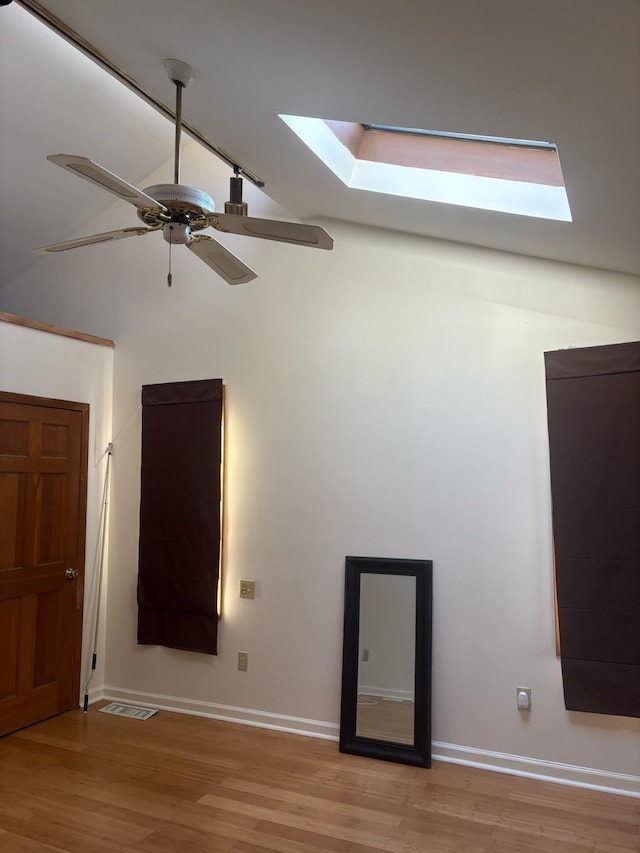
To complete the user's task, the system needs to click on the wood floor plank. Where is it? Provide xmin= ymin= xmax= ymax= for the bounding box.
xmin=30 ymin=766 xmax=261 ymax=838
xmin=0 ymin=739 xmax=66 ymax=779
xmin=0 ymin=811 xmax=143 ymax=853
xmin=12 ymin=730 xmax=88 ymax=753
xmin=138 ymin=822 xmax=238 ymax=853
xmin=3 ymin=776 xmax=181 ymax=839
xmin=0 ymin=787 xmax=38 ymax=822
xmin=424 ymin=763 xmax=515 ymax=798
xmin=404 ymin=783 xmax=506 ymax=826
xmin=494 ymin=802 xmax=639 ymax=853
xmin=0 ymin=787 xmax=154 ymax=845
xmin=249 ymin=819 xmax=389 ymax=853
xmin=507 ymin=778 xmax=640 ymax=826
xmin=0 ymin=832 xmax=69 ymax=853
xmin=219 ymin=778 xmax=403 ymax=826
xmin=393 ymin=812 xmax=495 ymax=852
xmin=0 ymin=706 xmax=636 ymax=853
xmin=198 ymin=793 xmax=394 ymax=849
xmin=485 ymin=826 xmax=633 ymax=853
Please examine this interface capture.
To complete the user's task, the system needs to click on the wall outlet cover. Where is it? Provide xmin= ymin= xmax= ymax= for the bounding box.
xmin=516 ymin=687 xmax=532 ymax=711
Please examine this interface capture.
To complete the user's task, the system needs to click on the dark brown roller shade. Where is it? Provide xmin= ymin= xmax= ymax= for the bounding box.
xmin=137 ymin=378 xmax=223 ymax=655
xmin=544 ymin=342 xmax=640 ymax=718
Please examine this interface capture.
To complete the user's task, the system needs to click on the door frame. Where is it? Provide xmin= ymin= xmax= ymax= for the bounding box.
xmin=0 ymin=389 xmax=90 ymax=711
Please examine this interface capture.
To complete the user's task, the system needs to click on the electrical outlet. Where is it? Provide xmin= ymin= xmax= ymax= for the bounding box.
xmin=516 ymin=686 xmax=532 ymax=711
xmin=238 ymin=652 xmax=248 ymax=672
xmin=361 ymin=648 xmax=370 ymax=662
xmin=239 ymin=580 xmax=255 ymax=599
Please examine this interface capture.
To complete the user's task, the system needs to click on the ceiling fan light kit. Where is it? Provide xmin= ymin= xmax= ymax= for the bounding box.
xmin=34 ymin=60 xmax=333 ymax=285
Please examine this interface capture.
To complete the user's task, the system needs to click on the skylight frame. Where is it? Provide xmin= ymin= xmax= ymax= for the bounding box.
xmin=361 ymin=124 xmax=557 ymax=150
xmin=279 ymin=115 xmax=572 ymax=222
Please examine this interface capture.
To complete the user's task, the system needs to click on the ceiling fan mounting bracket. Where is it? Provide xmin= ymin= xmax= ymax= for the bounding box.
xmin=224 ymin=202 xmax=248 ymax=216
xmin=163 ymin=59 xmax=198 ymax=88
xmin=225 ymin=174 xmax=248 ymax=216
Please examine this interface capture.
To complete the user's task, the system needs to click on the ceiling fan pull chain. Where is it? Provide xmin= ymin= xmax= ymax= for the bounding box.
xmin=167 ymin=228 xmax=173 ymax=287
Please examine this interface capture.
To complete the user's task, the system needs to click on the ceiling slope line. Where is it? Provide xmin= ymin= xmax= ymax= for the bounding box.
xmin=15 ymin=0 xmax=266 ymax=188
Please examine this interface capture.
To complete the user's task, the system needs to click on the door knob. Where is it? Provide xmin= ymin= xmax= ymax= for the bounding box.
xmin=65 ymin=567 xmax=78 ymax=580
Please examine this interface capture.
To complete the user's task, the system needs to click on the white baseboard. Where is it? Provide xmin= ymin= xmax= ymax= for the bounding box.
xmin=358 ymin=686 xmax=415 ymax=702
xmin=100 ymin=685 xmax=339 ymax=740
xmin=79 ymin=685 xmax=107 ymax=708
xmin=432 ymin=741 xmax=640 ymax=799
xmin=94 ymin=685 xmax=639 ymax=798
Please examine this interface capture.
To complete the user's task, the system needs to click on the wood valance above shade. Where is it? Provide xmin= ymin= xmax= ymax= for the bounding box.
xmin=137 ymin=378 xmax=224 ymax=656
xmin=544 ymin=341 xmax=640 ymax=719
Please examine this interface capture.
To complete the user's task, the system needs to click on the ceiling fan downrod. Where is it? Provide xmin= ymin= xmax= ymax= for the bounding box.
xmin=163 ymin=59 xmax=198 ymax=185
xmin=173 ymin=79 xmax=183 ymax=184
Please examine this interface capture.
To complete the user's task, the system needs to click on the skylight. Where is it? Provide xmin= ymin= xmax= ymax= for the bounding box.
xmin=279 ymin=116 xmax=571 ymax=221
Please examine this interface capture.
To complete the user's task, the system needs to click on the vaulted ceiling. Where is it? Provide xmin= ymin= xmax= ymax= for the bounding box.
xmin=1 ymin=0 xmax=639 ymax=288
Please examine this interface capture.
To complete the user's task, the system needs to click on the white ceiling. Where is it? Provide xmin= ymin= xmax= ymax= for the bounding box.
xmin=2 ymin=0 xmax=639 ymax=288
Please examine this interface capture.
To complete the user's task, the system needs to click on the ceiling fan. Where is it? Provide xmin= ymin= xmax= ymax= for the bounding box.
xmin=34 ymin=59 xmax=333 ymax=285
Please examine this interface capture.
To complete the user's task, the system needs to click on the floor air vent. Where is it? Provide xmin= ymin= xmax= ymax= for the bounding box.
xmin=99 ymin=702 xmax=157 ymax=720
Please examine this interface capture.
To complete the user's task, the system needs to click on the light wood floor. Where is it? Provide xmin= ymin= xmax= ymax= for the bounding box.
xmin=0 ymin=704 xmax=637 ymax=852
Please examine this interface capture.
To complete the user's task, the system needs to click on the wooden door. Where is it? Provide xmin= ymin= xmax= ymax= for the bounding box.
xmin=0 ymin=392 xmax=88 ymax=736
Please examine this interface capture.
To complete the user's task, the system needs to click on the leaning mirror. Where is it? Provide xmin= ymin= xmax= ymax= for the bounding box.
xmin=340 ymin=556 xmax=432 ymax=767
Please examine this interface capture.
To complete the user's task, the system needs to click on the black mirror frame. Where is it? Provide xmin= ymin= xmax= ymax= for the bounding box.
xmin=339 ymin=556 xmax=432 ymax=768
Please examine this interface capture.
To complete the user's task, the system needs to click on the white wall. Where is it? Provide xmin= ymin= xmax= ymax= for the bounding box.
xmin=2 ymin=141 xmax=640 ymax=788
xmin=0 ymin=321 xmax=113 ymax=699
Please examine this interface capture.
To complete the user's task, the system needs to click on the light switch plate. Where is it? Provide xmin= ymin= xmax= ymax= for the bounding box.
xmin=239 ymin=579 xmax=255 ymax=599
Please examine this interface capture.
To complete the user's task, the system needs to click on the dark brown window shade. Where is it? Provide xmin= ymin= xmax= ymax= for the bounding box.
xmin=137 ymin=378 xmax=223 ymax=655
xmin=545 ymin=342 xmax=640 ymax=718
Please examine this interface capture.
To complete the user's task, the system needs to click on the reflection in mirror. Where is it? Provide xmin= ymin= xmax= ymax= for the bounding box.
xmin=356 ymin=574 xmax=416 ymax=745
xmin=340 ymin=556 xmax=432 ymax=768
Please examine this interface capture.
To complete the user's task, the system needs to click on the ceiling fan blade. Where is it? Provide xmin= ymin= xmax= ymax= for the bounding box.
xmin=209 ymin=214 xmax=333 ymax=250
xmin=47 ymin=154 xmax=167 ymax=212
xmin=34 ymin=227 xmax=157 ymax=254
xmin=187 ymin=235 xmax=257 ymax=285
